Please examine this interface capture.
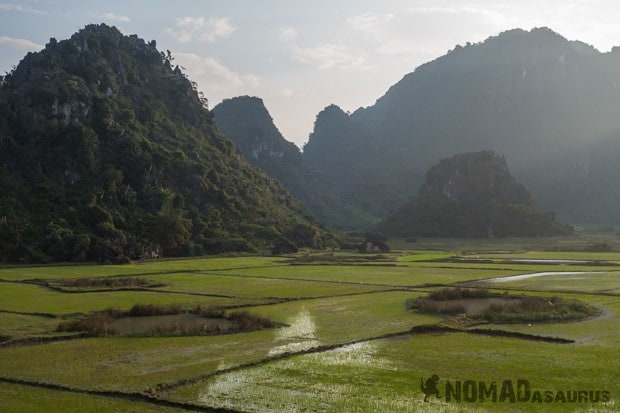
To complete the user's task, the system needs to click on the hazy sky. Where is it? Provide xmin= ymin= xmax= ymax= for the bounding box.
xmin=1 ymin=1 xmax=619 ymax=147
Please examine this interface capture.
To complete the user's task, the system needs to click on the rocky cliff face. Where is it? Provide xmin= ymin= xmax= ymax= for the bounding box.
xmin=213 ymin=96 xmax=377 ymax=230
xmin=420 ymin=152 xmax=530 ymax=204
xmin=376 ymin=151 xmax=572 ymax=238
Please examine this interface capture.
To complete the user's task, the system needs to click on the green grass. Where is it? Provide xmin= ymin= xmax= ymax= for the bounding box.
xmin=0 ymin=381 xmax=186 ymax=412
xmin=148 ymin=272 xmax=392 ymax=298
xmin=214 ymin=264 xmax=526 ymax=286
xmin=0 ymin=256 xmax=288 ymax=281
xmin=0 ymin=313 xmax=61 ymax=341
xmin=169 ymin=332 xmax=619 ymax=412
xmin=472 ymin=293 xmax=620 ymax=346
xmin=0 ymin=291 xmax=438 ymax=393
xmin=462 ymin=250 xmax=620 ymax=262
xmin=0 ymin=252 xmax=618 ymax=411
xmin=478 ymin=271 xmax=620 ymax=294
xmin=0 ymin=332 xmax=276 ymax=392
xmin=250 ymin=291 xmax=439 ymax=344
xmin=0 ymin=281 xmax=262 ymax=315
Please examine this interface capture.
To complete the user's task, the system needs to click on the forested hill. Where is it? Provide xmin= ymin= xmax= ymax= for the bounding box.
xmin=0 ymin=24 xmax=332 ymax=263
xmin=213 ymin=96 xmax=376 ymax=230
xmin=376 ymin=151 xmax=573 ymax=238
xmin=304 ymin=27 xmax=620 ymax=224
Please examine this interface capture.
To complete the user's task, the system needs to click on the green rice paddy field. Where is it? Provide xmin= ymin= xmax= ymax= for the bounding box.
xmin=0 ymin=244 xmax=618 ymax=412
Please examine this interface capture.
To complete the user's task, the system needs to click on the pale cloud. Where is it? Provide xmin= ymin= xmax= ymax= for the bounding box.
xmin=174 ymin=52 xmax=260 ymax=96
xmin=346 ymin=13 xmax=395 ymax=32
xmin=0 ymin=3 xmax=46 ymax=14
xmin=345 ymin=12 xmax=409 ymax=56
xmin=293 ymin=44 xmax=370 ymax=71
xmin=0 ymin=36 xmax=43 ymax=51
xmin=279 ymin=26 xmax=297 ymax=42
xmin=345 ymin=7 xmax=508 ymax=58
xmin=102 ymin=12 xmax=131 ymax=23
xmin=165 ymin=17 xmax=235 ymax=43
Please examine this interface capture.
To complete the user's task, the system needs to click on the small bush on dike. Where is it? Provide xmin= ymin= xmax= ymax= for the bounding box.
xmin=227 ymin=310 xmax=276 ymax=330
xmin=195 ymin=305 xmax=224 ymax=318
xmin=427 ymin=287 xmax=490 ymax=301
xmin=150 ymin=322 xmax=222 ymax=336
xmin=126 ymin=303 xmax=182 ymax=317
xmin=59 ymin=276 xmax=164 ymax=288
xmin=57 ymin=312 xmax=117 ymax=336
xmin=408 ymin=288 xmax=598 ymax=324
xmin=482 ymin=296 xmax=598 ymax=324
xmin=57 ymin=304 xmax=277 ymax=337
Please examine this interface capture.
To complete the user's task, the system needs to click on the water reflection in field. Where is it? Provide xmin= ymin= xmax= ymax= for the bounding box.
xmin=268 ymin=308 xmax=321 ymax=356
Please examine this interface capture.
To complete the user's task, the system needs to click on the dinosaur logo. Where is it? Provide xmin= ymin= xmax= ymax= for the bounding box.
xmin=421 ymin=375 xmax=442 ymax=402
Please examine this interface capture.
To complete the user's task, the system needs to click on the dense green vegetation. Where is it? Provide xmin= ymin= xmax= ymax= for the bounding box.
xmin=0 ymin=246 xmax=617 ymax=412
xmin=377 ymin=151 xmax=572 ymax=237
xmin=303 ymin=28 xmax=620 ymax=225
xmin=213 ymin=96 xmax=376 ymax=230
xmin=0 ymin=24 xmax=332 ymax=263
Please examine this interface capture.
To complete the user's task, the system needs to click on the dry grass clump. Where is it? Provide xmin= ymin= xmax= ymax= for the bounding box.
xmin=57 ymin=304 xmax=277 ymax=337
xmin=426 ymin=287 xmax=490 ymax=301
xmin=482 ymin=296 xmax=598 ymax=324
xmin=125 ymin=303 xmax=182 ymax=317
xmin=57 ymin=312 xmax=117 ymax=335
xmin=407 ymin=288 xmax=598 ymax=324
xmin=57 ymin=276 xmax=168 ymax=289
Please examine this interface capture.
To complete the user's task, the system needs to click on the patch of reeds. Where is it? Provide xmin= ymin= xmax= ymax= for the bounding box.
xmin=57 ymin=276 xmax=168 ymax=289
xmin=427 ymin=287 xmax=490 ymax=301
xmin=482 ymin=296 xmax=598 ymax=324
xmin=149 ymin=321 xmax=223 ymax=336
xmin=126 ymin=303 xmax=182 ymax=317
xmin=226 ymin=310 xmax=276 ymax=330
xmin=57 ymin=312 xmax=117 ymax=336
xmin=408 ymin=288 xmax=598 ymax=324
xmin=194 ymin=305 xmax=276 ymax=329
xmin=57 ymin=304 xmax=277 ymax=337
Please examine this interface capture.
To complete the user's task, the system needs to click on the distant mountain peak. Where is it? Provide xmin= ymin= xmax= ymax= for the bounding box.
xmin=303 ymin=27 xmax=620 ymax=224
xmin=0 ymin=25 xmax=330 ymax=262
xmin=213 ymin=96 xmax=376 ymax=230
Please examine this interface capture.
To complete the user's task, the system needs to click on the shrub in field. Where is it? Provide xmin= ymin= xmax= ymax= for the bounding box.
xmin=408 ymin=288 xmax=598 ymax=324
xmin=427 ymin=287 xmax=489 ymax=301
xmin=227 ymin=310 xmax=276 ymax=330
xmin=194 ymin=305 xmax=224 ymax=318
xmin=482 ymin=296 xmax=598 ymax=324
xmin=151 ymin=322 xmax=222 ymax=336
xmin=57 ymin=312 xmax=117 ymax=336
xmin=57 ymin=304 xmax=277 ymax=337
xmin=58 ymin=276 xmax=167 ymax=289
xmin=126 ymin=303 xmax=182 ymax=317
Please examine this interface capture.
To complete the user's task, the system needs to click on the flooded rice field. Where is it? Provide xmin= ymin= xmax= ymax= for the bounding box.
xmin=484 ymin=271 xmax=607 ymax=283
